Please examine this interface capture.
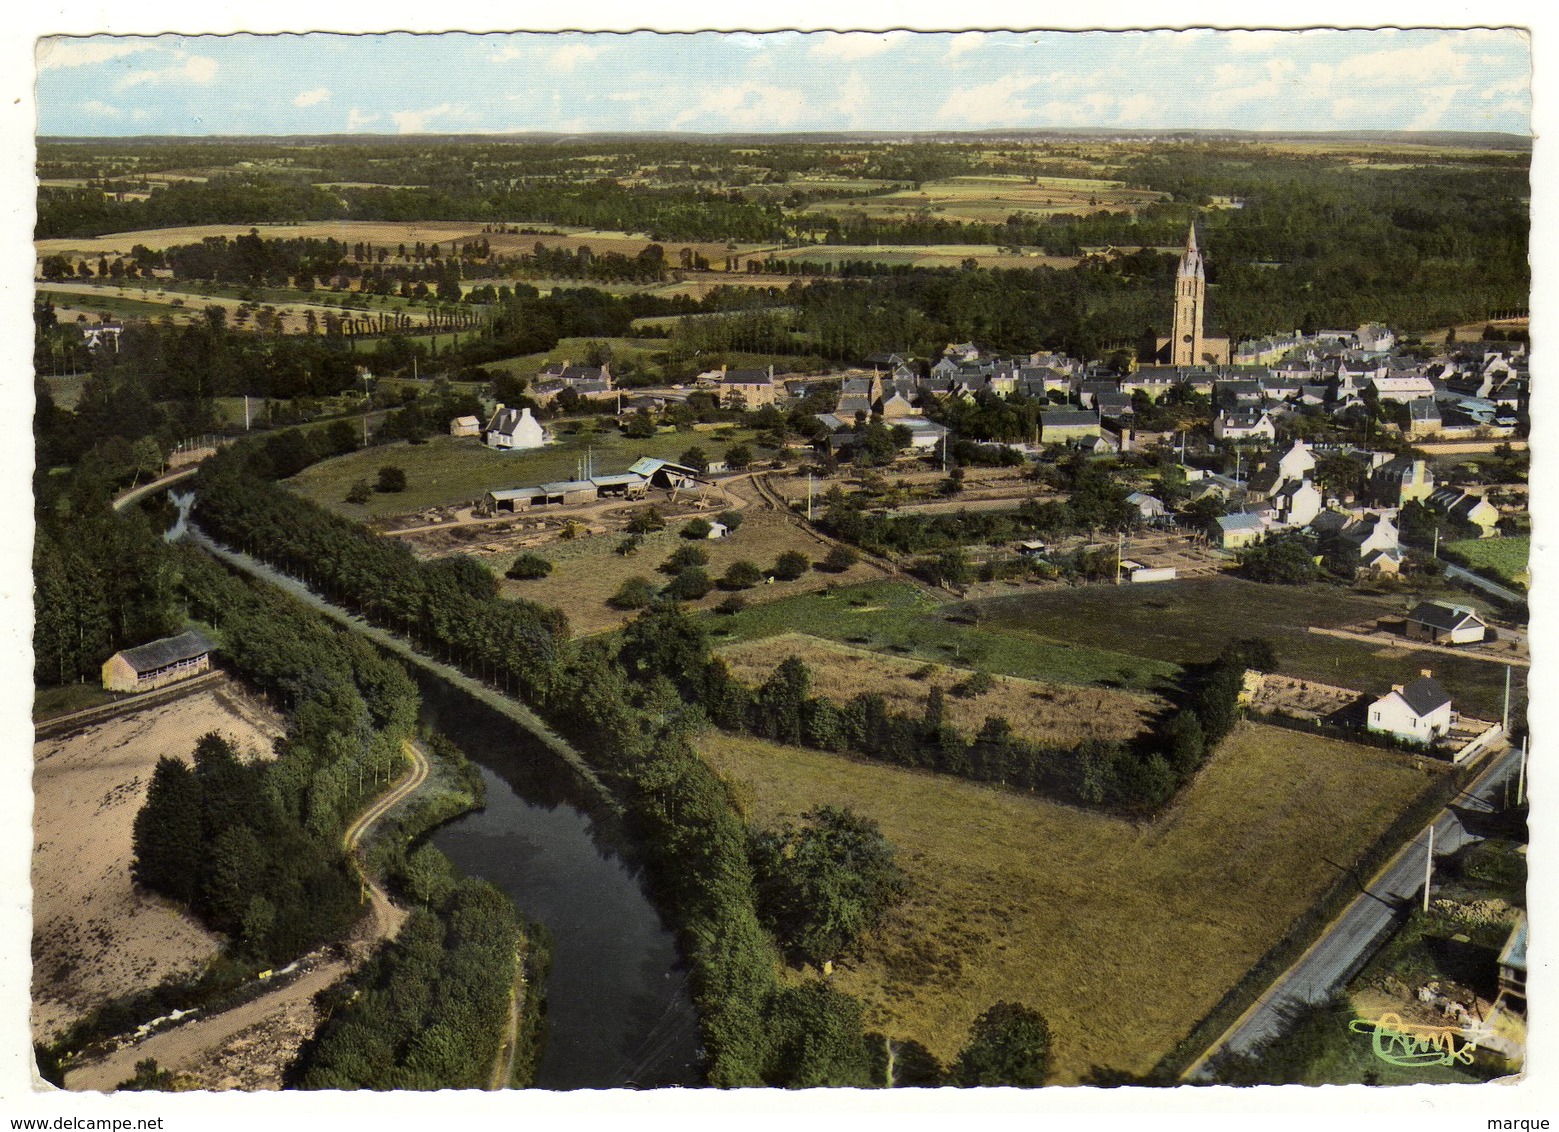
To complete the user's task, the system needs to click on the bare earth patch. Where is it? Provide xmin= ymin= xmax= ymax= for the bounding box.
xmin=31 ymin=677 xmax=285 ymax=1044
xmin=717 ymin=632 xmax=1160 ymax=746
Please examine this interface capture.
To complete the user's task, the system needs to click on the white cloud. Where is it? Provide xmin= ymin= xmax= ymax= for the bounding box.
xmin=391 ymin=103 xmax=458 ymax=134
xmin=937 ymin=76 xmax=1043 ymax=126
xmin=1408 ymin=85 xmax=1463 ymax=131
xmin=79 ymin=99 xmax=122 ymax=118
xmin=836 ymin=72 xmax=869 ymax=126
xmin=117 ymin=53 xmax=217 ymax=89
xmin=810 ymin=31 xmax=909 ymax=61
xmin=347 ymin=108 xmax=381 ymax=131
xmin=38 ymin=38 xmax=154 ymax=70
xmin=489 ymin=45 xmax=526 ymax=63
xmin=945 ymin=32 xmax=986 ymax=60
xmin=549 ymin=42 xmax=607 ymax=71
xmin=670 ymin=83 xmax=807 ymax=130
xmin=294 ymin=88 xmax=331 ymax=108
xmin=1114 ymin=93 xmax=1156 ymax=125
xmin=606 ymin=92 xmax=643 ymax=102
xmin=1334 ymin=39 xmax=1469 ymax=87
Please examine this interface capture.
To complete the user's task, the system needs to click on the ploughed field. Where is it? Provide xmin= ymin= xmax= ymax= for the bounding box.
xmin=699 ymin=722 xmax=1446 ymax=1082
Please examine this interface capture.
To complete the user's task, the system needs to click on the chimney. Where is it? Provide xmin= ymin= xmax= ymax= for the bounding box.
xmin=1392 ymin=685 xmax=1404 ymax=695
xmin=1421 ymin=669 xmax=1433 ymax=679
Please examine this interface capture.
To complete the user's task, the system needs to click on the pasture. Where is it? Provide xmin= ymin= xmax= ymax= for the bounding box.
xmin=961 ymin=578 xmax=1517 ymax=719
xmin=698 ymin=722 xmax=1446 ymax=1082
xmin=709 ymin=581 xmax=1181 ymax=696
xmin=767 ymin=245 xmax=1078 ymax=270
xmin=285 ymin=427 xmax=763 ymax=519
xmin=799 ymin=174 xmax=1167 ymax=225
xmin=498 ymin=512 xmax=885 ymax=637
xmin=1445 ymin=536 xmax=1530 ymax=588
xmin=715 ymin=632 xmax=1160 ymax=747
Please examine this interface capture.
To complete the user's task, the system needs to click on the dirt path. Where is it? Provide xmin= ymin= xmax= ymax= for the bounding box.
xmin=489 ymin=938 xmax=528 ymax=1090
xmin=63 ymin=740 xmax=429 ymax=1092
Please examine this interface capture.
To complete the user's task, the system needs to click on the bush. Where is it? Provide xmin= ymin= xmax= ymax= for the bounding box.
xmin=722 ymin=561 xmax=764 ymax=590
xmin=505 ymin=553 xmax=553 ymax=580
xmin=663 ymin=566 xmax=713 ymax=601
xmin=716 ymin=594 xmax=748 ymax=615
xmin=375 ymin=466 xmax=407 ymax=493
xmin=952 ymin=1002 xmax=1051 ymax=1087
xmin=822 ymin=545 xmax=858 ymax=572
xmin=609 ymin=576 xmax=657 ymax=610
xmin=682 ymin=517 xmax=713 ymax=540
xmin=718 ymin=510 xmax=744 ymax=532
xmin=626 ymin=506 xmax=666 ymax=534
xmin=345 ymin=479 xmax=371 ymax=505
xmin=772 ymin=551 xmax=810 ymax=581
xmin=663 ymin=544 xmax=709 ymax=573
xmin=954 ymin=670 xmax=996 ymax=698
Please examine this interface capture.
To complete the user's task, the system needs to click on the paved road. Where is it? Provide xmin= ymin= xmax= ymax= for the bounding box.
xmin=1444 ymin=562 xmax=1525 ymax=606
xmin=1185 ymin=740 xmax=1525 ymax=1078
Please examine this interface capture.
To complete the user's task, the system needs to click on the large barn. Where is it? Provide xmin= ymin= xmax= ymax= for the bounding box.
xmin=101 ymin=630 xmax=215 ymax=694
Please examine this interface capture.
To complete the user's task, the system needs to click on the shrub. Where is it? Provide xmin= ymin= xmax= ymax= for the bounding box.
xmin=663 ymin=566 xmax=713 ymax=601
xmin=772 ymin=550 xmax=810 ymax=581
xmin=609 ymin=576 xmax=657 ymax=610
xmin=682 ymin=517 xmax=713 ymax=540
xmin=822 ymin=545 xmax=858 ymax=572
xmin=722 ymin=561 xmax=764 ymax=590
xmin=345 ymin=479 xmax=371 ymax=505
xmin=954 ymin=670 xmax=996 ymax=698
xmin=506 ymin=553 xmax=553 ymax=580
xmin=626 ymin=506 xmax=666 ymax=534
xmin=718 ymin=509 xmax=744 ymax=532
xmin=663 ymin=544 xmax=709 ymax=573
xmin=375 ymin=466 xmax=407 ymax=493
xmin=716 ymin=594 xmax=748 ymax=615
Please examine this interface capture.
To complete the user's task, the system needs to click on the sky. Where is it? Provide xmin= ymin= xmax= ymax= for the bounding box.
xmin=34 ymin=27 xmax=1532 ymax=138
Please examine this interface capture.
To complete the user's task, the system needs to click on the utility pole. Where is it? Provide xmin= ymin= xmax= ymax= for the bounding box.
xmin=1516 ymin=739 xmax=1527 ymax=807
xmin=1115 ymin=531 xmax=1124 ymax=585
xmin=807 ymin=473 xmax=814 ymax=521
xmin=1423 ymin=824 xmax=1435 ymax=914
xmin=1433 ymin=526 xmax=1440 ymax=560
xmin=1503 ymin=665 xmax=1512 ymax=734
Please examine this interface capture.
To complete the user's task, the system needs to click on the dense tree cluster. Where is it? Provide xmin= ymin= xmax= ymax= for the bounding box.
xmin=296 ymin=876 xmax=521 ymax=1089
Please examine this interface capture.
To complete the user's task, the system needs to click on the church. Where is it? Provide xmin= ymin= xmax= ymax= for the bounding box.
xmin=1147 ymin=224 xmax=1232 ymax=366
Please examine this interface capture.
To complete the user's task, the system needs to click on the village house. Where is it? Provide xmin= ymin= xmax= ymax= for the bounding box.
xmin=485 ymin=405 xmax=550 ymax=450
xmin=1213 ymin=408 xmax=1276 ymax=443
xmin=1369 ymin=455 xmax=1436 ymax=508
xmin=719 ymin=365 xmax=781 ymax=409
xmin=1367 ymin=671 xmax=1453 ymax=744
xmin=449 ymin=414 xmax=481 ymax=437
xmin=1040 ymin=409 xmax=1103 ymax=445
xmin=1212 ymin=512 xmax=1266 ymax=549
xmin=102 ymin=630 xmax=214 ymax=694
xmin=1428 ymin=486 xmax=1502 ymax=537
xmin=1404 ymin=601 xmax=1491 ymax=646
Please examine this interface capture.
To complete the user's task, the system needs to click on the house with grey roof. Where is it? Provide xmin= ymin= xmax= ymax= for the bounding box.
xmin=1404 ymin=601 xmax=1490 ymax=647
xmin=1368 ymin=672 xmax=1453 ymax=744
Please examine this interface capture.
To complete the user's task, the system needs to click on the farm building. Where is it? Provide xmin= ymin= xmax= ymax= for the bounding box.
xmin=485 ymin=405 xmax=549 ymax=450
xmin=539 ymin=480 xmax=599 ymax=506
xmin=102 ymin=630 xmax=214 ymax=694
xmin=1125 ymin=492 xmax=1166 ymax=520
xmin=1404 ymin=601 xmax=1490 ymax=646
xmin=486 ymin=486 xmax=545 ymax=513
xmin=629 ymin=457 xmax=708 ymax=490
xmin=1367 ymin=672 xmax=1453 ymax=744
xmin=1121 ymin=559 xmax=1177 ymax=584
xmin=1040 ymin=409 xmax=1102 ymax=444
xmin=449 ymin=415 xmax=482 ymax=437
xmin=590 ymin=472 xmax=649 ymax=499
xmin=1212 ymin=512 xmax=1266 ymax=549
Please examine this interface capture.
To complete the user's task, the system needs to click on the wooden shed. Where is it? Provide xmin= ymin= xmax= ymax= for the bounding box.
xmin=102 ymin=630 xmax=214 ymax=694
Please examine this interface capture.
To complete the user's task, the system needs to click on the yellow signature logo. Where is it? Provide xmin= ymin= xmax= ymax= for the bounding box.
xmin=1349 ymin=1012 xmax=1482 ymax=1067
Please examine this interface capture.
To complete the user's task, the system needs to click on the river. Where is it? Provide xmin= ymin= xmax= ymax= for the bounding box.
xmin=179 ymin=515 xmax=703 ymax=1089
xmin=412 ymin=671 xmax=703 ymax=1090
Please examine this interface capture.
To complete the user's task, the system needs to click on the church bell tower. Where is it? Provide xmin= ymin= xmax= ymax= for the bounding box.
xmin=1170 ymin=223 xmax=1205 ymax=367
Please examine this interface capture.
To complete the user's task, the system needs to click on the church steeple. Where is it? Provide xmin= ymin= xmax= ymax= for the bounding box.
xmin=1170 ymin=221 xmax=1207 ymax=365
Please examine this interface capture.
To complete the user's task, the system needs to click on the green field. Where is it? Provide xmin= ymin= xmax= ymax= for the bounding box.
xmin=709 ymin=581 xmax=1180 ymax=696
xmin=1445 ymin=536 xmax=1530 ymax=588
xmin=800 ymin=174 xmax=1165 ymax=225
xmin=482 ymin=336 xmax=673 ymax=379
xmin=287 ymin=427 xmax=762 ymax=518
xmin=961 ymin=578 xmax=1518 ymax=719
xmin=769 ymin=245 xmax=1076 ymax=270
xmin=700 ymin=722 xmax=1446 ymax=1082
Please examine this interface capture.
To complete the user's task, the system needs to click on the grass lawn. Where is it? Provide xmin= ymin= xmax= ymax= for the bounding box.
xmin=286 ymin=428 xmax=764 ymax=519
xmin=716 ymin=632 xmax=1160 ymax=747
xmin=500 ymin=510 xmax=885 ymax=637
xmin=699 ymin=722 xmax=1445 ymax=1082
xmin=709 ymin=581 xmax=1181 ymax=696
xmin=33 ymin=683 xmax=121 ymax=721
xmin=1445 ymin=536 xmax=1530 ymax=588
xmin=961 ymin=577 xmax=1518 ymax=720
